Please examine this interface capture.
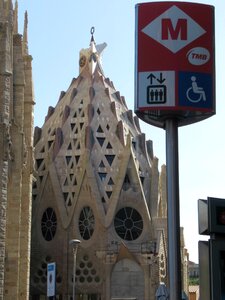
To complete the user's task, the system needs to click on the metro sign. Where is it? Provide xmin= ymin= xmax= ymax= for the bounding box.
xmin=142 ymin=5 xmax=206 ymax=53
xmin=135 ymin=2 xmax=215 ymax=127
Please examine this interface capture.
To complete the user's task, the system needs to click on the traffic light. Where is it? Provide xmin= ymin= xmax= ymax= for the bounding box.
xmin=198 ymin=197 xmax=225 ymax=235
xmin=209 ymin=197 xmax=225 ymax=234
xmin=198 ymin=197 xmax=225 ymax=299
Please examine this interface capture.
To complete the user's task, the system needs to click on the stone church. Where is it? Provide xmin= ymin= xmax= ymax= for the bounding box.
xmin=0 ymin=1 xmax=189 ymax=299
xmin=0 ymin=1 xmax=34 ymax=299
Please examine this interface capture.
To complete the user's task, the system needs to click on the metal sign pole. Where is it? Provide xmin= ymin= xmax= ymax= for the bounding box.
xmin=165 ymin=118 xmax=182 ymax=300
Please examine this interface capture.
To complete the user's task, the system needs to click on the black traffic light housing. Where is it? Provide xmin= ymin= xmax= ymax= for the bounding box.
xmin=198 ymin=197 xmax=225 ymax=235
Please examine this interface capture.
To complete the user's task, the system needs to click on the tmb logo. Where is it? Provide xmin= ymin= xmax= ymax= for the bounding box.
xmin=142 ymin=5 xmax=206 ymax=53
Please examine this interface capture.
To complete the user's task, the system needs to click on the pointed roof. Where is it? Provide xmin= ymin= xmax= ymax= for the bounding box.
xmin=33 ymin=33 xmax=154 ymax=230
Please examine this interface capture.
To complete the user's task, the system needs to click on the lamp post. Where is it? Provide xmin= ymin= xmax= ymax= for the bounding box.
xmin=69 ymin=239 xmax=81 ymax=300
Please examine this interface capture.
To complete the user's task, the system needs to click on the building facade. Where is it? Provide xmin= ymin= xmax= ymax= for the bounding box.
xmin=30 ymin=31 xmax=188 ymax=299
xmin=0 ymin=1 xmax=34 ymax=299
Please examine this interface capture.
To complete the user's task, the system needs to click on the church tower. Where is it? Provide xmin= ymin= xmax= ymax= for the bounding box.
xmin=0 ymin=1 xmax=34 ymax=299
xmin=30 ymin=30 xmax=170 ymax=300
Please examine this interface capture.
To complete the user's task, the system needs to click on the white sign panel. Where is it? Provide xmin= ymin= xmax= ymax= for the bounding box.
xmin=138 ymin=71 xmax=175 ymax=108
xmin=47 ymin=262 xmax=56 ymax=297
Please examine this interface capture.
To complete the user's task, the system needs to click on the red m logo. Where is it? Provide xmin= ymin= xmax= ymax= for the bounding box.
xmin=162 ymin=19 xmax=187 ymax=40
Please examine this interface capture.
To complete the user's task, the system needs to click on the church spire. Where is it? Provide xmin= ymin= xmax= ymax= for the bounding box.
xmin=22 ymin=10 xmax=29 ymax=55
xmin=13 ymin=0 xmax=18 ymax=33
xmin=79 ymin=27 xmax=107 ymax=76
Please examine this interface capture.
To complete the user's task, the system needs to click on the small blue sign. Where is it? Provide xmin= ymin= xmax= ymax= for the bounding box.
xmin=47 ymin=262 xmax=56 ymax=297
xmin=178 ymin=72 xmax=213 ymax=109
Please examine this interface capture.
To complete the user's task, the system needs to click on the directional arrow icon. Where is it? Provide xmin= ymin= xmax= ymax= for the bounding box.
xmin=147 ymin=73 xmax=156 ymax=84
xmin=157 ymin=73 xmax=166 ymax=84
xmin=147 ymin=72 xmax=165 ymax=84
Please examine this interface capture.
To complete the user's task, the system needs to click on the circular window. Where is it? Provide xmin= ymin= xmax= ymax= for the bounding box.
xmin=114 ymin=207 xmax=143 ymax=241
xmin=41 ymin=208 xmax=57 ymax=241
xmin=79 ymin=206 xmax=95 ymax=240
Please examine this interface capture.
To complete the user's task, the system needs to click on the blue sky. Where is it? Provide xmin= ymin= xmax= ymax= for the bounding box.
xmin=18 ymin=0 xmax=225 ymax=263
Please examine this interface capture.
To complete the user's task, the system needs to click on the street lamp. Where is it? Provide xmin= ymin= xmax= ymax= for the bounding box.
xmin=69 ymin=239 xmax=81 ymax=300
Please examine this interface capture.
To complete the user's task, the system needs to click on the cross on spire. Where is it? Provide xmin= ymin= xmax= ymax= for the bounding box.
xmin=90 ymin=26 xmax=95 ymax=44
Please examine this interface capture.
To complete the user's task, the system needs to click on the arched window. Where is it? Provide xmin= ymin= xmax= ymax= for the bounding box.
xmin=41 ymin=208 xmax=57 ymax=241
xmin=79 ymin=206 xmax=95 ymax=240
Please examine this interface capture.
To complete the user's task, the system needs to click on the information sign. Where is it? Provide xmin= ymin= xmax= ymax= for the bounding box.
xmin=135 ymin=2 xmax=215 ymax=127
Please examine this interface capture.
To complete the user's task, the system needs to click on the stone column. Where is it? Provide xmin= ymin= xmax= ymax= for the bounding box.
xmin=0 ymin=74 xmax=12 ymax=300
xmin=4 ymin=33 xmax=24 ymax=300
xmin=19 ymin=54 xmax=34 ymax=300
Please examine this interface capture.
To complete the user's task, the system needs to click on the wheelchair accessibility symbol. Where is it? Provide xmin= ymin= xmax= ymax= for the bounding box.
xmin=186 ymin=76 xmax=206 ymax=103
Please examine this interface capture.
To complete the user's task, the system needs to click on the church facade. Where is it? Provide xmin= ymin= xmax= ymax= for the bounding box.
xmin=0 ymin=1 xmax=189 ymax=299
xmin=30 ymin=31 xmax=187 ymax=299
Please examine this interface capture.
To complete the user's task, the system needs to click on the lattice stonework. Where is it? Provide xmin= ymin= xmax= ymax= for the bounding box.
xmin=58 ymin=98 xmax=87 ymax=210
xmin=33 ymin=119 xmax=67 ymax=203
xmin=90 ymin=96 xmax=126 ymax=208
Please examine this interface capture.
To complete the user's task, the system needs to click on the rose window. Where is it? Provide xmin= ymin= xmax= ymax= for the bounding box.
xmin=114 ymin=207 xmax=143 ymax=241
